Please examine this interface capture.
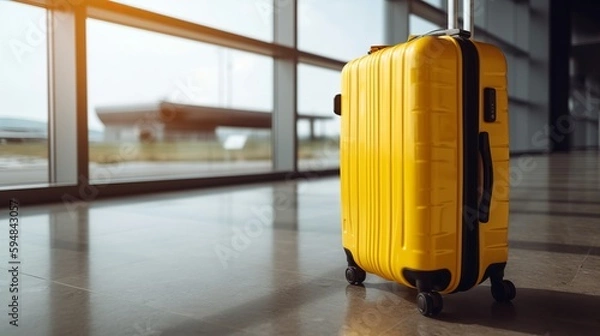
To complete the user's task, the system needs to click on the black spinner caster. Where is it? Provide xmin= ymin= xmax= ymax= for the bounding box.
xmin=417 ymin=291 xmax=443 ymax=317
xmin=491 ymin=279 xmax=516 ymax=303
xmin=345 ymin=266 xmax=366 ymax=285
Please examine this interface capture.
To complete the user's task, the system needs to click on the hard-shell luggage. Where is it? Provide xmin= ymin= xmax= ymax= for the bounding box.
xmin=333 ymin=0 xmax=515 ymax=317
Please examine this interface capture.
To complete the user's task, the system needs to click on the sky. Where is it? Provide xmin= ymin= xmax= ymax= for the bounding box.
xmin=0 ymin=0 xmax=441 ymax=135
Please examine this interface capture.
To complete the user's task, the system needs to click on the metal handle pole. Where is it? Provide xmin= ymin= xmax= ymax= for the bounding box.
xmin=448 ymin=0 xmax=458 ymax=30
xmin=463 ymin=0 xmax=474 ymax=36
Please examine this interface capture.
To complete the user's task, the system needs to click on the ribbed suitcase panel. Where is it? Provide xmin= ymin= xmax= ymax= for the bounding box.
xmin=341 ymin=37 xmax=461 ymax=289
xmin=400 ymin=39 xmax=462 ymax=289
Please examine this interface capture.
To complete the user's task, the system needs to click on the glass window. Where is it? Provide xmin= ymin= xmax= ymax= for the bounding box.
xmin=505 ymin=52 xmax=529 ymax=102
xmin=112 ymin=0 xmax=273 ymax=42
xmin=514 ymin=1 xmax=529 ymax=52
xmin=297 ymin=64 xmax=340 ymax=171
xmin=508 ymin=103 xmax=526 ymax=152
xmin=512 ymin=55 xmax=529 ymax=102
xmin=87 ymin=19 xmax=274 ymax=184
xmin=0 ymin=1 xmax=49 ymax=188
xmin=409 ymin=14 xmax=442 ymax=36
xmin=487 ymin=0 xmax=515 ymax=44
xmin=298 ymin=0 xmax=385 ymax=61
xmin=473 ymin=0 xmax=487 ymax=28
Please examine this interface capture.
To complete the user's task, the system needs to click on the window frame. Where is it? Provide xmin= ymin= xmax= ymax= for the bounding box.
xmin=1 ymin=0 xmax=544 ymax=206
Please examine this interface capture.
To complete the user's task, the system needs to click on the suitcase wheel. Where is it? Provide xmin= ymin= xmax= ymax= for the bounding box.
xmin=417 ymin=291 xmax=443 ymax=317
xmin=491 ymin=279 xmax=517 ymax=303
xmin=345 ymin=266 xmax=366 ymax=285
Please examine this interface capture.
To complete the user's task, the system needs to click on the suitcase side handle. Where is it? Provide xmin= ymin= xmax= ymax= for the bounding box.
xmin=478 ymin=132 xmax=493 ymax=223
xmin=333 ymin=94 xmax=341 ymax=116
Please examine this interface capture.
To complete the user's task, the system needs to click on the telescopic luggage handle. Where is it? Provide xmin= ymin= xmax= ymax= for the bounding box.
xmin=409 ymin=0 xmax=475 ymax=43
xmin=448 ymin=0 xmax=474 ymax=37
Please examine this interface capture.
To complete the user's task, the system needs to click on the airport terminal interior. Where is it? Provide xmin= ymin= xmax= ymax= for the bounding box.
xmin=1 ymin=0 xmax=600 ymax=335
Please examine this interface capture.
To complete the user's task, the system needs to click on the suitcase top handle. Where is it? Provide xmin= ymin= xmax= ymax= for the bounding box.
xmin=410 ymin=0 xmax=475 ymax=44
xmin=407 ymin=28 xmax=471 ymax=43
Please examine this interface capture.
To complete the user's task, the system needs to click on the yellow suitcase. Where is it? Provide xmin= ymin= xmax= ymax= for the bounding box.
xmin=333 ymin=28 xmax=514 ymax=317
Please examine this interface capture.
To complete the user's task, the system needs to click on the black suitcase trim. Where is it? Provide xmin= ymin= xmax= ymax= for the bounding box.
xmin=453 ymin=36 xmax=481 ymax=293
xmin=402 ymin=268 xmax=452 ymax=292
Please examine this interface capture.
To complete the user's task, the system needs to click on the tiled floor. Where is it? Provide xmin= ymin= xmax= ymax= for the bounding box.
xmin=1 ymin=151 xmax=599 ymax=335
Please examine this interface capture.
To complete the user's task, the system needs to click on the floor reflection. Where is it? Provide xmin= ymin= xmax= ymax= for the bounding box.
xmin=0 ymin=151 xmax=598 ymax=335
xmin=49 ymin=206 xmax=90 ymax=336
